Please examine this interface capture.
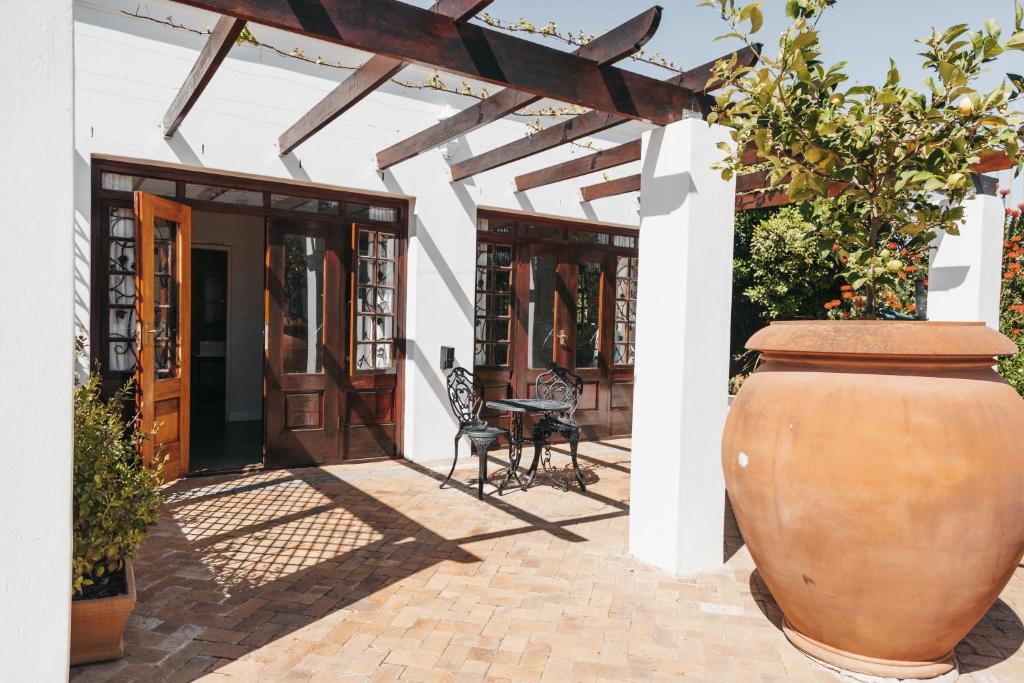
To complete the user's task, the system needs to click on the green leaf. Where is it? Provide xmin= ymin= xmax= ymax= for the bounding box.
xmin=1007 ymin=31 xmax=1024 ymax=50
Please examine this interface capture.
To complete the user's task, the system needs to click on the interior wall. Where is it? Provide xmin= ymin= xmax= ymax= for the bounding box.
xmin=192 ymin=211 xmax=265 ymax=422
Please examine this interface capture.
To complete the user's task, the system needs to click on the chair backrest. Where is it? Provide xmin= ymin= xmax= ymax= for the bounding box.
xmin=535 ymin=366 xmax=584 ymax=417
xmin=446 ymin=366 xmax=481 ymax=426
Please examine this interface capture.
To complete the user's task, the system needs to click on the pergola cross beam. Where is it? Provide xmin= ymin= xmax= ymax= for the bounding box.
xmin=451 ymin=46 xmax=760 ymax=182
xmin=174 ymin=0 xmax=694 ymax=125
xmin=580 ymin=173 xmax=640 ymax=201
xmin=163 ymin=15 xmax=246 ymax=137
xmin=375 ymin=6 xmax=663 ymax=171
xmin=278 ymin=0 xmax=492 ymax=155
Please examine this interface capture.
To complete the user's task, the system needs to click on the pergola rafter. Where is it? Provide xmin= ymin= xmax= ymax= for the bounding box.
xmin=163 ymin=15 xmax=246 ymax=137
xmin=375 ymin=6 xmax=663 ymax=171
xmin=580 ymin=173 xmax=640 ymax=201
xmin=278 ymin=0 xmax=492 ymax=155
xmin=174 ymin=0 xmax=694 ymax=126
xmin=450 ymin=46 xmax=760 ymax=182
xmin=515 ymin=140 xmax=641 ymax=192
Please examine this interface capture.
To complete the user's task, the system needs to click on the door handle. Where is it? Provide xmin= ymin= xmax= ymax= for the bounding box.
xmin=557 ymin=330 xmax=568 ymax=348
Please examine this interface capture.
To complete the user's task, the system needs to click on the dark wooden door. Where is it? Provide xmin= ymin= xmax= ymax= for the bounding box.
xmin=134 ymin=192 xmax=192 ymax=482
xmin=265 ymin=219 xmax=344 ymax=466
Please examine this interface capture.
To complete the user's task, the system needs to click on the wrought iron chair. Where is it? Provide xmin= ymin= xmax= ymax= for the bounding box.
xmin=443 ymin=367 xmax=510 ymax=497
xmin=529 ymin=366 xmax=587 ymax=491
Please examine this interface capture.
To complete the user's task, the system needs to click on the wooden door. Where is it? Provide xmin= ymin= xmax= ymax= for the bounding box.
xmin=265 ymin=219 xmax=343 ymax=466
xmin=564 ymin=248 xmax=612 ymax=439
xmin=135 ymin=192 xmax=191 ymax=482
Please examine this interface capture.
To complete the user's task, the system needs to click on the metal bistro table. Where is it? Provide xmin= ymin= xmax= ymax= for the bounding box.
xmin=485 ymin=398 xmax=572 ymax=494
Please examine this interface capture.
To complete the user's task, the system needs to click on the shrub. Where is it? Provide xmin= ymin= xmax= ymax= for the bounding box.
xmin=743 ymin=207 xmax=840 ymax=319
xmin=73 ymin=373 xmax=162 ymax=598
xmin=999 ymin=202 xmax=1024 ymax=396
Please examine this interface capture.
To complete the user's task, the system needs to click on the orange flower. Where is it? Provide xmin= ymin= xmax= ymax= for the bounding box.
xmin=831 ymin=242 xmax=840 ymax=252
xmin=1014 ymin=329 xmax=1023 ymax=336
xmin=841 ymin=291 xmax=853 ymax=299
xmin=904 ymin=265 xmax=916 ymax=272
xmin=1005 ymin=272 xmax=1015 ymax=279
xmin=908 ymin=303 xmax=917 ymax=313
xmin=1009 ymin=304 xmax=1024 ymax=314
xmin=1005 ymin=240 xmax=1013 ymax=249
xmin=887 ymin=241 xmax=899 ymax=250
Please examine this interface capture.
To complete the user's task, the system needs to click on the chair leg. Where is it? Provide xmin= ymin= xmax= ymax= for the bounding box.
xmin=567 ymin=428 xmax=585 ymax=492
xmin=475 ymin=439 xmax=489 ymax=500
xmin=441 ymin=433 xmax=461 ymax=489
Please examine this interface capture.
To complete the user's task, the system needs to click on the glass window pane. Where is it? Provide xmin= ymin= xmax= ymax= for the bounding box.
xmin=378 ymin=234 xmax=395 ymax=261
xmin=348 ymin=203 xmax=398 ymax=223
xmin=102 ymin=173 xmax=176 ymax=197
xmin=492 ymin=344 xmax=509 ymax=366
xmin=376 ymin=289 xmax=393 ymax=315
xmin=356 ymin=316 xmax=373 ymax=342
xmin=376 ymin=343 xmax=392 ymax=369
xmin=355 ymin=343 xmax=375 ymax=370
xmin=152 ymin=218 xmax=179 ymax=379
xmin=185 ymin=183 xmax=263 ymax=206
xmin=270 ymin=194 xmax=339 ymax=214
xmin=358 ymin=230 xmax=375 ymax=258
xmin=282 ymin=235 xmax=325 ymax=374
xmin=529 ymin=255 xmax=556 ymax=369
xmin=376 ymin=261 xmax=395 ymax=287
xmin=575 ymin=261 xmax=602 ymax=368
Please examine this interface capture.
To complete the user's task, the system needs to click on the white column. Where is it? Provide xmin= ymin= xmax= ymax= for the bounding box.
xmin=927 ymin=192 xmax=1004 ymax=329
xmin=0 ymin=0 xmax=75 ymax=678
xmin=385 ymin=151 xmax=477 ymax=463
xmin=629 ymin=119 xmax=736 ymax=575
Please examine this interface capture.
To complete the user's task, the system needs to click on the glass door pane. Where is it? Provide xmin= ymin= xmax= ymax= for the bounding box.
xmin=575 ymin=261 xmax=602 ymax=368
xmin=529 ymin=254 xmax=557 ymax=368
xmin=282 ymin=235 xmax=325 ymax=374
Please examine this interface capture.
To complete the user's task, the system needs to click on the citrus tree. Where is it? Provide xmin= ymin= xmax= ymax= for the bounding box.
xmin=703 ymin=0 xmax=1024 ymax=314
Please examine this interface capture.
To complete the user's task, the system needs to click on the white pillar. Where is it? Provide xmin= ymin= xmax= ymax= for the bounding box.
xmin=0 ymin=0 xmax=75 ymax=678
xmin=628 ymin=119 xmax=736 ymax=575
xmin=927 ymin=192 xmax=1004 ymax=329
xmin=385 ymin=151 xmax=477 ymax=463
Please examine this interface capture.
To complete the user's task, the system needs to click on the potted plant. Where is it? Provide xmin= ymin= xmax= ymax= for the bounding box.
xmin=71 ymin=372 xmax=162 ymax=665
xmin=706 ymin=0 xmax=1024 ymax=678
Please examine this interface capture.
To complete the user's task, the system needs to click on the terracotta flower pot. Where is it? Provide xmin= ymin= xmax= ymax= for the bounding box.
xmin=723 ymin=321 xmax=1024 ymax=679
xmin=70 ymin=562 xmax=137 ymax=666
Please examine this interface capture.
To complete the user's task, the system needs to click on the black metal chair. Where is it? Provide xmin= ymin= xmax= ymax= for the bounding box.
xmin=529 ymin=366 xmax=586 ymax=491
xmin=443 ymin=367 xmax=510 ymax=498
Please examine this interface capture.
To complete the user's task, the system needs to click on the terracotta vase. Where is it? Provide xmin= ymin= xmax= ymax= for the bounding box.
xmin=70 ymin=562 xmax=137 ymax=666
xmin=723 ymin=321 xmax=1024 ymax=679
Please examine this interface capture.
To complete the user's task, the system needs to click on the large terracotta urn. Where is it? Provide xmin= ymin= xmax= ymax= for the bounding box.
xmin=723 ymin=321 xmax=1024 ymax=679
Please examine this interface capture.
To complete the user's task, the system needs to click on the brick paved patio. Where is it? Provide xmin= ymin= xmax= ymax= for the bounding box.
xmin=71 ymin=439 xmax=1024 ymax=682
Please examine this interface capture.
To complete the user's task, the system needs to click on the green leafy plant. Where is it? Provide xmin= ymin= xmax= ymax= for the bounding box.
xmin=704 ymin=0 xmax=1024 ymax=314
xmin=73 ymin=373 xmax=162 ymax=598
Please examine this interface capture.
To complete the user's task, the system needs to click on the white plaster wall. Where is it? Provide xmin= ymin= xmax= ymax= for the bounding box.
xmin=192 ymin=211 xmax=265 ymax=421
xmin=73 ymin=0 xmax=643 ymax=461
xmin=0 ymin=0 xmax=75 ymax=678
xmin=629 ymin=119 xmax=736 ymax=575
xmin=927 ymin=193 xmax=1004 ymax=329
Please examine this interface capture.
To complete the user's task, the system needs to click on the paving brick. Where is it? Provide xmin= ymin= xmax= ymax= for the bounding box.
xmin=69 ymin=440 xmax=1024 ymax=683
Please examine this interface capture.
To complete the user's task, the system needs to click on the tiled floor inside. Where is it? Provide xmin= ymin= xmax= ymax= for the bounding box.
xmin=71 ymin=439 xmax=1024 ymax=682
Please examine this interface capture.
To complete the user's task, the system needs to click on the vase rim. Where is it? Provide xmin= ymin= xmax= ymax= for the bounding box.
xmin=747 ymin=320 xmax=1018 ymax=358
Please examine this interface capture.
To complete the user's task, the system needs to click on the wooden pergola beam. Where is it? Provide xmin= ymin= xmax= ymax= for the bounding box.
xmin=375 ymin=7 xmax=663 ymax=170
xmin=580 ymin=174 xmax=641 ymax=201
xmin=450 ymin=46 xmax=760 ymax=182
xmin=278 ymin=0 xmax=492 ymax=155
xmin=163 ymin=15 xmax=246 ymax=137
xmin=173 ymin=0 xmax=693 ymax=125
xmin=515 ymin=140 xmax=641 ymax=192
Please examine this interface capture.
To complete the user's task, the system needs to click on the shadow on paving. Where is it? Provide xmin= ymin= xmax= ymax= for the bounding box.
xmin=69 ymin=447 xmax=629 ymax=681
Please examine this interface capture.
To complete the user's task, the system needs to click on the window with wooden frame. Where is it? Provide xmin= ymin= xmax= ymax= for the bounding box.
xmin=474 ymin=242 xmax=514 ymax=367
xmin=614 ymin=256 xmax=639 ymax=366
xmin=352 ymin=226 xmax=397 ymax=371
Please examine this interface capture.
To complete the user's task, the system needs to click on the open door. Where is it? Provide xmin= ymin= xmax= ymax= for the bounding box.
xmin=135 ymin=192 xmax=191 ymax=481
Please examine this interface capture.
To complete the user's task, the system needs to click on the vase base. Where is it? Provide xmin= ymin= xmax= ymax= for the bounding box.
xmin=782 ymin=618 xmax=958 ymax=681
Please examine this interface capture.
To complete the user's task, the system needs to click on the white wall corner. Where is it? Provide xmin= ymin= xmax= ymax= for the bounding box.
xmin=0 ymin=0 xmax=75 ymax=677
xmin=927 ymin=192 xmax=1004 ymax=329
xmin=629 ymin=119 xmax=736 ymax=575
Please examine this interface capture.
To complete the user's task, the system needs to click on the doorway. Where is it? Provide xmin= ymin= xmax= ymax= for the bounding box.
xmin=189 ymin=211 xmax=265 ymax=473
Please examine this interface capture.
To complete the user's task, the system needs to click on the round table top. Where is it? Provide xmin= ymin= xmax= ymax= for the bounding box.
xmin=485 ymin=398 xmax=571 ymax=413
